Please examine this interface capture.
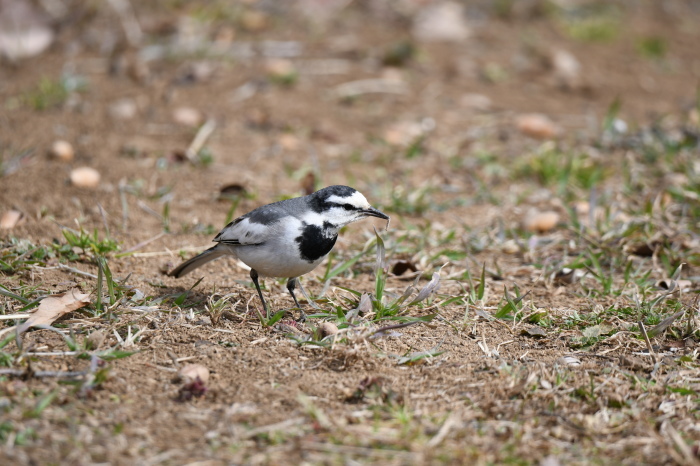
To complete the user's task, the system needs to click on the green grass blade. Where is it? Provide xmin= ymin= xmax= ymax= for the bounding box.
xmin=334 ymin=286 xmax=362 ymax=297
xmin=174 ymin=277 xmax=204 ymax=306
xmin=325 ymin=250 xmax=364 ymax=281
xmin=266 ymin=309 xmax=287 ymax=327
xmin=96 ymin=257 xmax=104 ymax=313
xmin=0 ymin=283 xmax=30 ymax=304
xmin=224 ymin=197 xmax=241 ymax=225
xmin=477 ymin=263 xmax=486 ymax=300
xmin=97 ymin=349 xmax=138 ymax=361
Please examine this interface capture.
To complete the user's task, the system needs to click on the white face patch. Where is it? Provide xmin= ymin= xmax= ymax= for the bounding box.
xmin=300 ymin=211 xmax=326 ymax=226
xmin=326 ymin=191 xmax=370 ymax=210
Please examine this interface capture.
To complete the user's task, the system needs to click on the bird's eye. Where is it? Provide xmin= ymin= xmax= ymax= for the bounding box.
xmin=342 ymin=203 xmax=355 ymax=210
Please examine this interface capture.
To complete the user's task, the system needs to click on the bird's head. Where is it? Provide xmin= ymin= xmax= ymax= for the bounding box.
xmin=309 ymin=185 xmax=390 ymax=228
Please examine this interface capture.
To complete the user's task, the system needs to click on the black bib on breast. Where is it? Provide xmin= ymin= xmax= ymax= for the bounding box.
xmin=295 ymin=223 xmax=338 ymax=262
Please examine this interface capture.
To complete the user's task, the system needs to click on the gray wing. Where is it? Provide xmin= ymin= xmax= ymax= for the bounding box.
xmin=213 ymin=203 xmax=291 ymax=245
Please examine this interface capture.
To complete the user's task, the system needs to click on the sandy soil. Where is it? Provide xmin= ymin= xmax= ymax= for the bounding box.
xmin=1 ymin=1 xmax=700 ymax=464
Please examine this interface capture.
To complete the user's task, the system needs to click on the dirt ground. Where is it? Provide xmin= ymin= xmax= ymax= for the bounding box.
xmin=2 ymin=1 xmax=700 ymax=464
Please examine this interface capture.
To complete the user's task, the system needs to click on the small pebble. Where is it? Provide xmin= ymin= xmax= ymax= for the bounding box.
xmin=178 ymin=364 xmax=210 ymax=384
xmin=70 ymin=167 xmax=101 ymax=188
xmin=86 ymin=330 xmax=106 ymax=350
xmin=516 ymin=114 xmax=559 ymax=140
xmin=240 ymin=10 xmax=268 ymax=32
xmin=460 ymin=93 xmax=492 ymax=111
xmin=278 ymin=133 xmax=301 ymax=151
xmin=501 ymin=239 xmax=520 ymax=254
xmin=49 ymin=140 xmax=75 ymax=162
xmin=383 ymin=121 xmax=424 ymax=146
xmin=523 ymin=210 xmax=560 ymax=233
xmin=690 ymin=108 xmax=699 ymax=126
xmin=265 ymin=59 xmax=296 ymax=79
xmin=108 ymin=98 xmax=138 ymax=120
xmin=173 ymin=107 xmax=203 ymax=127
xmin=413 ymin=2 xmax=471 ymax=42
xmin=551 ymin=49 xmax=581 ymax=88
xmin=319 ymin=322 xmax=339 ymax=338
xmin=0 ymin=210 xmax=23 ymax=229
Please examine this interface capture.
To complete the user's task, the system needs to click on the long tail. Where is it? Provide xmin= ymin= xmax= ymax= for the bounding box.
xmin=168 ymin=245 xmax=231 ymax=278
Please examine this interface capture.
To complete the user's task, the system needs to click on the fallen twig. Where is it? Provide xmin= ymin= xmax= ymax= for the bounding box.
xmin=117 ymin=232 xmax=168 ymax=257
xmin=186 ymin=119 xmax=217 ymax=163
xmin=56 ymin=263 xmax=98 ymax=279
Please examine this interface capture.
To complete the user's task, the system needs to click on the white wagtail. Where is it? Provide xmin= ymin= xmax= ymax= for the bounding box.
xmin=169 ymin=185 xmax=389 ymax=320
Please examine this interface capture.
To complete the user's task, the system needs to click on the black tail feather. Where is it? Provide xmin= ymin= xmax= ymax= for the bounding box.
xmin=168 ymin=245 xmax=229 ymax=278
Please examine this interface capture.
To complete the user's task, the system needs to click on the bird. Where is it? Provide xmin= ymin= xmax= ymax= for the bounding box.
xmin=169 ymin=185 xmax=389 ymax=321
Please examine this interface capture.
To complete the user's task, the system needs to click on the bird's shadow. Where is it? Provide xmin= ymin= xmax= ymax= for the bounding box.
xmin=153 ymin=284 xmax=289 ymax=320
xmin=155 ymin=281 xmax=306 ymax=320
xmin=152 ymin=285 xmax=241 ymax=310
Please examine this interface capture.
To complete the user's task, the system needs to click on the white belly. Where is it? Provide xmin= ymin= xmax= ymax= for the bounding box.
xmin=235 ymin=243 xmax=325 ymax=278
xmin=231 ymin=216 xmax=332 ymax=278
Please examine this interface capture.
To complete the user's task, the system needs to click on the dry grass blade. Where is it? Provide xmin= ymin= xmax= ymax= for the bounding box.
xmin=661 ymin=421 xmax=700 ymax=466
xmin=333 ymin=79 xmax=408 ymax=99
xmin=647 ymin=310 xmax=685 ymax=338
xmin=427 ymin=413 xmax=460 ymax=448
xmin=240 ymin=417 xmax=305 ymax=440
xmin=637 ymin=321 xmax=657 ymax=365
xmin=409 ymin=271 xmax=441 ymax=305
xmin=374 ymin=227 xmax=387 ymax=272
xmin=116 ymin=231 xmax=167 ymax=257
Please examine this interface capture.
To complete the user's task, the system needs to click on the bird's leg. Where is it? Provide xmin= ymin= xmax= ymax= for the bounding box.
xmin=250 ymin=269 xmax=269 ymax=318
xmin=286 ymin=277 xmax=306 ymax=322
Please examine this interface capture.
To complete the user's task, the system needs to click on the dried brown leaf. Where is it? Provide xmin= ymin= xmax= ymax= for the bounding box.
xmin=300 ymin=172 xmax=316 ymax=195
xmin=522 ymin=326 xmax=547 ymax=338
xmin=346 ymin=293 xmax=372 ymax=322
xmin=218 ymin=183 xmax=247 ymax=200
xmin=553 ymin=268 xmax=576 ymax=285
xmin=18 ymin=289 xmax=91 ymax=334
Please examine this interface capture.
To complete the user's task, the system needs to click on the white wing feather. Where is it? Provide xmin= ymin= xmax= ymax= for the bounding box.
xmin=214 ymin=217 xmax=273 ymax=245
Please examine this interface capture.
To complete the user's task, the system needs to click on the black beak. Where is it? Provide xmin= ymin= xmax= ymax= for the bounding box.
xmin=363 ymin=206 xmax=390 ymax=221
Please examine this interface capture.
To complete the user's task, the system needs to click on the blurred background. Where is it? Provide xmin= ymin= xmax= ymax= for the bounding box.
xmin=1 ymin=0 xmax=699 ymax=238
